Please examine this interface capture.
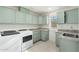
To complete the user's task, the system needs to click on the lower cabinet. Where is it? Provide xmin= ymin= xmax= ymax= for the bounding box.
xmin=56 ymin=32 xmax=62 ymax=47
xmin=33 ymin=30 xmax=41 ymax=43
xmin=41 ymin=30 xmax=49 ymax=41
xmin=33 ymin=29 xmax=49 ymax=43
xmin=56 ymin=32 xmax=79 ymax=52
xmin=77 ymin=41 xmax=79 ymax=52
xmin=59 ymin=39 xmax=77 ymax=52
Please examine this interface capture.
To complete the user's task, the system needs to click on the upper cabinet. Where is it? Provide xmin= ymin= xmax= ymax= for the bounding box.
xmin=32 ymin=15 xmax=38 ymax=24
xmin=43 ymin=16 xmax=47 ymax=24
xmin=57 ymin=11 xmax=65 ymax=24
xmin=0 ymin=7 xmax=47 ymax=25
xmin=57 ymin=8 xmax=79 ymax=24
xmin=27 ymin=14 xmax=33 ymax=24
xmin=65 ymin=8 xmax=78 ymax=24
xmin=20 ymin=7 xmax=29 ymax=13
xmin=0 ymin=7 xmax=16 ymax=23
xmin=38 ymin=15 xmax=47 ymax=25
xmin=38 ymin=16 xmax=43 ymax=24
xmin=16 ymin=11 xmax=26 ymax=24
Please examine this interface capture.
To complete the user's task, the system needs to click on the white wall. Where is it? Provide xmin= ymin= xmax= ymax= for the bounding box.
xmin=57 ymin=24 xmax=79 ymax=30
xmin=0 ymin=24 xmax=40 ymax=32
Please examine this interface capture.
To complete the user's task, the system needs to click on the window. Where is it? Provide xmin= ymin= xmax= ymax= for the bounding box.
xmin=49 ymin=15 xmax=57 ymax=28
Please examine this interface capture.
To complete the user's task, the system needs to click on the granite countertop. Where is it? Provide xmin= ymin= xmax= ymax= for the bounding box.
xmin=58 ymin=29 xmax=79 ymax=34
xmin=0 ymin=28 xmax=49 ymax=33
xmin=14 ymin=28 xmax=49 ymax=31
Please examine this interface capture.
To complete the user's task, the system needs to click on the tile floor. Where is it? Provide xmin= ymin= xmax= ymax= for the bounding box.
xmin=27 ymin=40 xmax=59 ymax=52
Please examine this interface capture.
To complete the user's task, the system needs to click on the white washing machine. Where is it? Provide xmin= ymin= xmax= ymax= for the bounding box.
xmin=0 ymin=30 xmax=33 ymax=52
xmin=19 ymin=30 xmax=33 ymax=52
xmin=0 ymin=31 xmax=22 ymax=52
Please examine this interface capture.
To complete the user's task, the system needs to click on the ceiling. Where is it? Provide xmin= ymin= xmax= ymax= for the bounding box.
xmin=23 ymin=6 xmax=67 ymax=14
xmin=23 ymin=6 xmax=78 ymax=14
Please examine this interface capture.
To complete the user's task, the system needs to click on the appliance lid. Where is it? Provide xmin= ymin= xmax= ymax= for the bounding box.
xmin=1 ymin=30 xmax=20 ymax=36
xmin=63 ymin=33 xmax=79 ymax=38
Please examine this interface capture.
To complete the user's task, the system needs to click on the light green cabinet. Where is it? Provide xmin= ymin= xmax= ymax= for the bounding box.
xmin=57 ymin=8 xmax=79 ymax=24
xmin=66 ymin=8 xmax=78 ymax=24
xmin=78 ymin=9 xmax=79 ymax=24
xmin=32 ymin=15 xmax=38 ymax=24
xmin=20 ymin=7 xmax=29 ymax=13
xmin=25 ymin=13 xmax=29 ymax=24
xmin=41 ymin=30 xmax=49 ymax=41
xmin=0 ymin=7 xmax=16 ymax=23
xmin=33 ymin=30 xmax=41 ymax=43
xmin=56 ymin=32 xmax=62 ymax=47
xmin=39 ymin=16 xmax=47 ymax=25
xmin=77 ymin=41 xmax=79 ymax=52
xmin=0 ymin=7 xmax=47 ymax=25
xmin=57 ymin=11 xmax=65 ymax=24
xmin=16 ymin=11 xmax=26 ymax=24
xmin=26 ymin=13 xmax=32 ymax=24
xmin=59 ymin=39 xmax=77 ymax=52
xmin=38 ymin=16 xmax=43 ymax=24
xmin=43 ymin=16 xmax=47 ymax=24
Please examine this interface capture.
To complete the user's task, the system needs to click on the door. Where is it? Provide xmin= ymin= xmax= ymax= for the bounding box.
xmin=0 ymin=7 xmax=16 ymax=23
xmin=16 ymin=11 xmax=26 ymax=24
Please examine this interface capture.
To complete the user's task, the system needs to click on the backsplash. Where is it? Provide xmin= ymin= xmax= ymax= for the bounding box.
xmin=57 ymin=24 xmax=79 ymax=30
xmin=0 ymin=24 xmax=40 ymax=32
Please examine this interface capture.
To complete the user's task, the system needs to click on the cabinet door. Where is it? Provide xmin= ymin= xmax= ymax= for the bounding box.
xmin=32 ymin=15 xmax=38 ymax=24
xmin=37 ymin=30 xmax=41 ymax=41
xmin=41 ymin=30 xmax=49 ymax=41
xmin=35 ymin=15 xmax=39 ymax=24
xmin=26 ymin=14 xmax=32 ymax=24
xmin=59 ymin=39 xmax=77 ymax=52
xmin=28 ymin=14 xmax=32 ymax=24
xmin=26 ymin=13 xmax=33 ymax=25
xmin=77 ymin=42 xmax=79 ymax=52
xmin=66 ymin=8 xmax=78 ymax=24
xmin=26 ymin=13 xmax=29 ymax=24
xmin=56 ymin=32 xmax=62 ymax=47
xmin=57 ymin=11 xmax=65 ymax=24
xmin=43 ymin=16 xmax=47 ymax=24
xmin=0 ymin=7 xmax=16 ymax=23
xmin=33 ymin=31 xmax=37 ymax=43
xmin=33 ymin=31 xmax=40 ymax=43
xmin=39 ymin=16 xmax=43 ymax=24
xmin=20 ymin=7 xmax=29 ymax=13
xmin=78 ymin=8 xmax=79 ymax=24
xmin=16 ymin=11 xmax=26 ymax=24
